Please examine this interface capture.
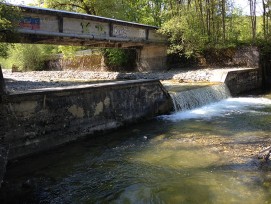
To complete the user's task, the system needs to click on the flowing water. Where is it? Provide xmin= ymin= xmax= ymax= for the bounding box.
xmin=170 ymin=84 xmax=231 ymax=111
xmin=1 ymin=88 xmax=271 ymax=204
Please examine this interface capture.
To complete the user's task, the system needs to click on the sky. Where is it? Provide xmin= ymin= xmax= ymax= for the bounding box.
xmin=235 ymin=0 xmax=263 ymax=15
xmin=6 ymin=0 xmax=263 ymax=16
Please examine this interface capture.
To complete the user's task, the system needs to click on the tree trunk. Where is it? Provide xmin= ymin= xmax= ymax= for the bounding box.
xmin=206 ymin=0 xmax=211 ymax=38
xmin=262 ymin=0 xmax=267 ymax=38
xmin=250 ymin=0 xmax=257 ymax=41
xmin=222 ymin=0 xmax=226 ymax=42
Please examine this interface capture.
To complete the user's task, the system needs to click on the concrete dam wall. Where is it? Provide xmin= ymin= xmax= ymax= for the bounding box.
xmin=0 ymin=80 xmax=172 ymax=160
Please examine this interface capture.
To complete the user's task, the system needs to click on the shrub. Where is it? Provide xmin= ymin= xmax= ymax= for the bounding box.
xmin=1 ymin=44 xmax=56 ymax=71
xmin=103 ymin=48 xmax=136 ymax=71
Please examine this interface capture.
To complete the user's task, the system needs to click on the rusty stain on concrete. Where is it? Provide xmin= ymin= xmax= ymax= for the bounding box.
xmin=68 ymin=105 xmax=85 ymax=118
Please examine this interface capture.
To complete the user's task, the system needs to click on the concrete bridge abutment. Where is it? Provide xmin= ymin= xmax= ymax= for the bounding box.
xmin=136 ymin=45 xmax=168 ymax=71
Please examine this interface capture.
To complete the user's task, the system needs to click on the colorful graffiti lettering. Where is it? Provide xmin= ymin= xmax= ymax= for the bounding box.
xmin=81 ymin=22 xmax=90 ymax=34
xmin=19 ymin=17 xmax=40 ymax=30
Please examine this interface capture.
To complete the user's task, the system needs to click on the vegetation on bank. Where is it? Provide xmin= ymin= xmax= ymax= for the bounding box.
xmin=1 ymin=0 xmax=271 ymax=71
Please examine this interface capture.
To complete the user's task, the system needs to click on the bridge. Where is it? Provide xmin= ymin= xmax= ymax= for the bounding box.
xmin=1 ymin=4 xmax=168 ymax=71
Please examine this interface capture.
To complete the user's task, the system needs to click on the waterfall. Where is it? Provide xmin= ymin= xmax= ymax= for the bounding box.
xmin=170 ymin=84 xmax=231 ymax=112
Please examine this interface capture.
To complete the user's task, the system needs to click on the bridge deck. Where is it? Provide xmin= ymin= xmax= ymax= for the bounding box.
xmin=3 ymin=3 xmax=166 ymax=47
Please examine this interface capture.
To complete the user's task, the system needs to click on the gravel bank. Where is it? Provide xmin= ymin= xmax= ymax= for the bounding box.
xmin=2 ymin=68 xmax=252 ymax=93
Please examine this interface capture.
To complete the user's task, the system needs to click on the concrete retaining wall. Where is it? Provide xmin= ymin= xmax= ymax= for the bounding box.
xmin=211 ymin=68 xmax=262 ymax=95
xmin=231 ymin=46 xmax=259 ymax=68
xmin=0 ymin=80 xmax=172 ymax=160
xmin=225 ymin=69 xmax=262 ymax=95
xmin=48 ymin=54 xmax=105 ymax=71
xmin=0 ymin=145 xmax=8 ymax=188
xmin=137 ymin=45 xmax=168 ymax=71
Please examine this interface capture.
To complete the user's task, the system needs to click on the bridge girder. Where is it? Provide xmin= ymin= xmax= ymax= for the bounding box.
xmin=1 ymin=4 xmax=168 ymax=71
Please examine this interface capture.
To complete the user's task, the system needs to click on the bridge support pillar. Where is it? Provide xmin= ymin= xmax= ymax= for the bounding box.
xmin=136 ymin=45 xmax=167 ymax=71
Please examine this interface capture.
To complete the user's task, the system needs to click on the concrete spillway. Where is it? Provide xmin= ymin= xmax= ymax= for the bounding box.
xmin=170 ymin=84 xmax=231 ymax=112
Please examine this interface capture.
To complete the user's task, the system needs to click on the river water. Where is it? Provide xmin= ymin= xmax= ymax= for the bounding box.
xmin=1 ymin=93 xmax=271 ymax=203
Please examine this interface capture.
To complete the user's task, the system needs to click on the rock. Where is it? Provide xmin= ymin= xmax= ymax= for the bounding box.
xmin=258 ymin=146 xmax=271 ymax=162
xmin=0 ymin=144 xmax=9 ymax=188
xmin=11 ymin=64 xmax=21 ymax=73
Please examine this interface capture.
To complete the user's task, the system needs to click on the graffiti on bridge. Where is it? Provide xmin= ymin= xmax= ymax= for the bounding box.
xmin=19 ymin=16 xmax=40 ymax=30
xmin=80 ymin=22 xmax=106 ymax=35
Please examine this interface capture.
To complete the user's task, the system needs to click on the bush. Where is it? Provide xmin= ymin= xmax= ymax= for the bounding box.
xmin=103 ymin=48 xmax=136 ymax=71
xmin=1 ymin=44 xmax=56 ymax=71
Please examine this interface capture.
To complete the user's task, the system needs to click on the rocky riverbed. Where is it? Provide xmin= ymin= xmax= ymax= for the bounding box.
xmin=2 ymin=67 xmax=251 ymax=93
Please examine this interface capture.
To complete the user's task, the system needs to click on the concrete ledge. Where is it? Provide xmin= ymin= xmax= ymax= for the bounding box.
xmin=0 ymin=79 xmax=172 ymax=159
xmin=4 ymin=79 xmax=158 ymax=97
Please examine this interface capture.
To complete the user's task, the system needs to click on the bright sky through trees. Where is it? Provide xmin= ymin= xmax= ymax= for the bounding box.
xmin=235 ymin=0 xmax=262 ymax=15
xmin=7 ymin=0 xmax=263 ymax=16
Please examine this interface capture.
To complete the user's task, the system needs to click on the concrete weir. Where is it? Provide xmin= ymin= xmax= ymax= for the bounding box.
xmin=0 ymin=67 xmax=263 ymax=186
xmin=210 ymin=68 xmax=262 ymax=95
xmin=0 ymin=79 xmax=172 ymax=160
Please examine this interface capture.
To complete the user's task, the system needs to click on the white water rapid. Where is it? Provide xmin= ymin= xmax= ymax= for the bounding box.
xmin=162 ymin=97 xmax=271 ymax=121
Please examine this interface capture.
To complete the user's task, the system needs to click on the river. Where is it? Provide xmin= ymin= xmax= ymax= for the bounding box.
xmin=1 ymin=92 xmax=271 ymax=203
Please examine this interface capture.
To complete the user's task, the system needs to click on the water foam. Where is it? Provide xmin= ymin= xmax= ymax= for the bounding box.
xmin=160 ymin=97 xmax=271 ymax=121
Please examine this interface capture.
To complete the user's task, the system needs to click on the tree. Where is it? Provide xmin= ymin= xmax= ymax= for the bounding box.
xmin=249 ymin=0 xmax=257 ymax=41
xmin=11 ymin=0 xmax=271 ymax=60
xmin=262 ymin=0 xmax=271 ymax=39
xmin=0 ymin=0 xmax=20 ymax=57
xmin=221 ymin=0 xmax=226 ymax=42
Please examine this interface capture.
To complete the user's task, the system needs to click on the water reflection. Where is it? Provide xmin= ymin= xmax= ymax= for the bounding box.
xmin=1 ymin=95 xmax=271 ymax=203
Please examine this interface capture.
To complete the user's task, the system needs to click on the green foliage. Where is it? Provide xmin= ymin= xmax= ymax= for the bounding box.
xmin=43 ymin=0 xmax=266 ymax=60
xmin=42 ymin=0 xmax=164 ymax=26
xmin=0 ymin=43 xmax=9 ymax=58
xmin=0 ymin=1 xmax=21 ymax=58
xmin=103 ymin=48 xmax=130 ymax=68
xmin=159 ymin=1 xmax=268 ymax=58
xmin=57 ymin=46 xmax=87 ymax=58
xmin=0 ymin=44 xmax=56 ymax=71
xmin=2 ymin=0 xmax=271 ymax=68
xmin=103 ymin=48 xmax=136 ymax=71
xmin=0 ymin=1 xmax=18 ymax=35
xmin=160 ymin=15 xmax=209 ymax=57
